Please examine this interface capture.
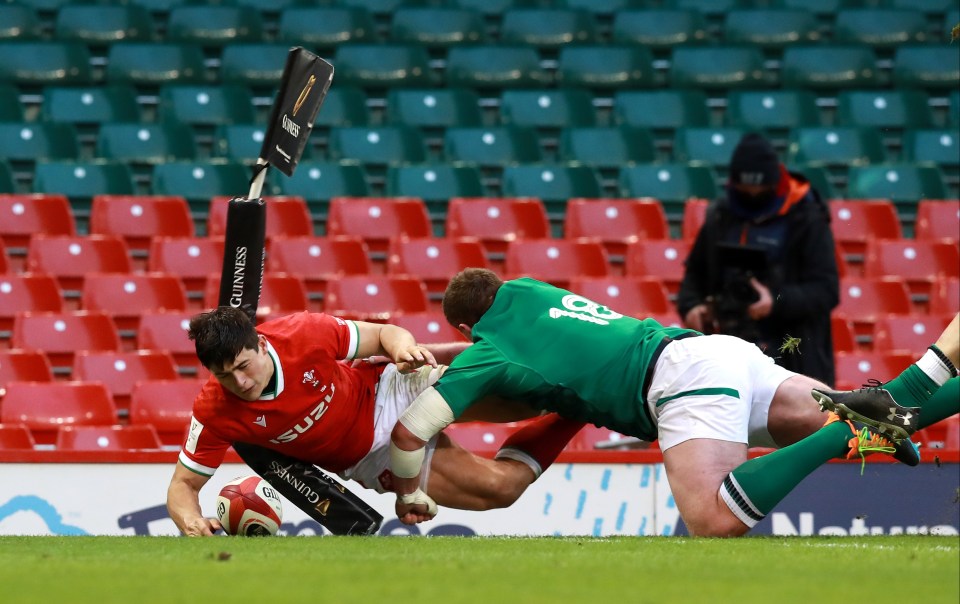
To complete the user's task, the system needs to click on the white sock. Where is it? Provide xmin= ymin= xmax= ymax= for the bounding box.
xmin=916 ymin=348 xmax=954 ymax=387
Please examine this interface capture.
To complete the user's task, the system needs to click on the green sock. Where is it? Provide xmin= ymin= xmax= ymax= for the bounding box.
xmin=917 ymin=377 xmax=960 ymax=429
xmin=882 ymin=364 xmax=939 ymax=408
xmin=727 ymin=421 xmax=852 ymax=517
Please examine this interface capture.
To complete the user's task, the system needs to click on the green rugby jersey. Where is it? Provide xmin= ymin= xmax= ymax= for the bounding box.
xmin=434 ymin=278 xmax=698 ymax=441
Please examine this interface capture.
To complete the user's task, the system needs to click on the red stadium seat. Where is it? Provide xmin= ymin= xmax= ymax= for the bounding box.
xmin=564 ymin=198 xmax=669 ymax=257
xmin=568 ymin=424 xmax=645 ymax=451
xmin=391 ymin=312 xmax=469 ymax=343
xmin=504 ymin=239 xmax=608 ymax=289
xmin=0 ymin=193 xmax=76 ymax=251
xmin=831 ymin=314 xmax=858 ymax=354
xmin=0 ymin=239 xmax=8 ymax=274
xmin=1 ymin=381 xmax=118 ymax=444
xmin=72 ymin=350 xmax=179 ymax=413
xmin=81 ymin=272 xmax=188 ymax=333
xmin=90 ymin=194 xmax=194 ymax=255
xmin=828 ymin=200 xmax=902 ymax=266
xmin=148 ymin=236 xmax=225 ymax=299
xmin=206 ymin=195 xmax=314 ymax=240
xmin=623 ymin=239 xmax=692 ymax=295
xmin=387 ymin=237 xmax=489 ymax=297
xmin=834 ymin=351 xmax=915 ymax=390
xmin=55 ymin=424 xmax=163 ymax=451
xmin=267 ymin=236 xmax=371 ymax=299
xmin=0 ymin=350 xmax=54 ymax=393
xmin=204 ymin=273 xmax=310 ymax=318
xmin=864 ymin=239 xmax=960 ymax=300
xmin=835 ymin=277 xmax=912 ymax=338
xmin=914 ymin=199 xmax=959 ymax=243
xmin=0 ymin=273 xmax=63 ymax=334
xmin=445 ymin=197 xmax=551 ymax=257
xmin=25 ymin=234 xmax=133 ymax=294
xmin=929 ymin=277 xmax=959 ymax=317
xmin=324 ymin=275 xmax=429 ymax=321
xmin=12 ymin=311 xmax=121 ymax=370
xmin=443 ymin=421 xmax=526 ymax=457
xmin=326 ymin=196 xmax=433 ymax=257
xmin=646 ymin=311 xmax=683 ymax=328
xmin=0 ymin=424 xmax=36 ymax=449
xmin=681 ymin=198 xmax=710 ymax=241
xmin=136 ymin=311 xmax=202 ymax=374
xmin=568 ymin=276 xmax=672 ymax=318
xmin=129 ymin=378 xmax=206 ymax=446
xmin=873 ymin=315 xmax=952 ymax=356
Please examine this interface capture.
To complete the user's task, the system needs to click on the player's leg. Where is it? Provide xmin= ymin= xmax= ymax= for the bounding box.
xmin=425 ymin=433 xmax=535 ymax=510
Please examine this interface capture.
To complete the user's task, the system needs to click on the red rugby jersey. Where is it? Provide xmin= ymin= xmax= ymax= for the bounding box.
xmin=178 ymin=312 xmax=384 ymax=476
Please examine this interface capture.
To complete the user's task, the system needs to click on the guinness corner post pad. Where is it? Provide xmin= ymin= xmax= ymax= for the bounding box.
xmin=214 ymin=49 xmax=383 ymax=535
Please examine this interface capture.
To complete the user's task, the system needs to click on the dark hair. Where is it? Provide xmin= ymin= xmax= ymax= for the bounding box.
xmin=188 ymin=307 xmax=260 ymax=370
xmin=442 ymin=268 xmax=503 ymax=328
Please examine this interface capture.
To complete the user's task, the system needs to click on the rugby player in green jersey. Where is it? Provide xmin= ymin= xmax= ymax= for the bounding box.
xmin=388 ymin=268 xmax=960 ymax=536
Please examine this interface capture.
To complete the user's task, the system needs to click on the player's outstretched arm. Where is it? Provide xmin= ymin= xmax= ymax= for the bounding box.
xmin=167 ymin=463 xmax=221 ymax=536
xmin=354 ymin=321 xmax=437 ymax=373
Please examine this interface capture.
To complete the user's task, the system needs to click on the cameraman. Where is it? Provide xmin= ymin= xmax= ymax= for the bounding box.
xmin=677 ymin=133 xmax=840 ymax=386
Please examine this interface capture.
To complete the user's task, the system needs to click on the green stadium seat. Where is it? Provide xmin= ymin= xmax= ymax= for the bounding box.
xmin=499 ymin=8 xmax=598 ymax=48
xmin=214 ymin=124 xmax=270 ymax=163
xmin=952 ymin=90 xmax=960 ymax=127
xmin=725 ymin=89 xmax=821 ymax=131
xmin=501 ymin=165 xmax=603 ymax=209
xmin=611 ymin=9 xmax=708 ymax=50
xmin=151 ymin=161 xmax=250 ymax=206
xmin=233 ymin=0 xmax=304 ymax=14
xmin=275 ymin=161 xmax=370 ymax=206
xmin=54 ymin=4 xmax=155 ymax=44
xmin=793 ymin=164 xmax=837 ymax=200
xmin=327 ymin=126 xmax=428 ymax=166
xmin=669 ymin=46 xmax=768 ymax=91
xmin=159 ymin=85 xmax=256 ymax=127
xmin=444 ymin=126 xmax=542 ymax=166
xmin=836 ymin=89 xmax=932 ymax=129
xmin=165 ymin=5 xmax=263 ymax=46
xmin=386 ymin=88 xmax=482 ymax=129
xmin=787 ymin=127 xmax=887 ymax=168
xmin=106 ymin=43 xmax=207 ymax=86
xmin=42 ymin=86 xmax=140 ymax=126
xmin=556 ymin=45 xmax=656 ymax=90
xmin=893 ymin=46 xmax=960 ymax=92
xmin=901 ymin=129 xmax=960 ymax=170
xmin=0 ymin=161 xmax=13 ymax=193
xmin=559 ymin=126 xmax=656 ymax=169
xmin=316 ymin=86 xmax=369 ymax=128
xmin=778 ymin=0 xmax=849 ymax=18
xmin=0 ymin=123 xmax=78 ymax=163
xmin=127 ymin=0 xmax=192 ymax=15
xmin=889 ymin=0 xmax=955 ymax=16
xmin=390 ymin=7 xmax=486 ymax=48
xmin=445 ymin=46 xmax=550 ymax=90
xmin=335 ymin=44 xmax=435 ymax=88
xmin=447 ymin=0 xmax=537 ymax=17
xmin=219 ymin=44 xmax=292 ymax=89
xmin=614 ymin=90 xmax=709 ymax=131
xmin=666 ymin=0 xmax=743 ymax=16
xmin=0 ymin=42 xmax=92 ymax=86
xmin=278 ymin=6 xmax=376 ymax=50
xmin=338 ymin=0 xmax=427 ymax=15
xmin=672 ymin=127 xmax=747 ymax=167
xmin=560 ymin=0 xmax=645 ymax=14
xmin=0 ymin=84 xmax=23 ymax=121
xmin=33 ymin=162 xmax=136 ymax=200
xmin=847 ymin=164 xmax=948 ymax=207
xmin=834 ymin=9 xmax=928 ymax=49
xmin=780 ymin=45 xmax=879 ymax=90
xmin=724 ymin=9 xmax=820 ymax=50
xmin=385 ymin=164 xmax=485 ymax=207
xmin=0 ymin=4 xmax=42 ymax=41
xmin=97 ymin=122 xmax=197 ymax=164
xmin=619 ymin=163 xmax=719 ymax=210
xmin=500 ymin=89 xmax=596 ymax=129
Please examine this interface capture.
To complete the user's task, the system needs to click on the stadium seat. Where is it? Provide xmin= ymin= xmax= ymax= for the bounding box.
xmin=873 ymin=315 xmax=952 ymax=357
xmin=275 ymin=161 xmax=370 ymax=206
xmin=501 ymin=165 xmax=603 ymax=213
xmin=0 ymin=194 xmax=76 ymax=250
xmin=151 ymin=161 xmax=250 ymax=207
xmin=781 ymin=45 xmax=880 ymax=90
xmin=204 ymin=273 xmax=309 ymax=319
xmin=863 ymin=239 xmax=960 ymax=299
xmin=787 ymin=127 xmax=887 ymax=168
xmin=846 ymin=164 xmax=948 ymax=209
xmin=390 ymin=6 xmax=486 ymax=48
xmin=801 ymin=159 xmax=842 ymax=198
xmin=267 ymin=236 xmax=370 ymax=300
xmin=445 ymin=197 xmax=551 ymax=257
xmin=834 ymin=351 xmax=915 ymax=391
xmin=902 ymin=130 xmax=959 ymax=172
xmin=335 ymin=44 xmax=435 ymax=88
xmin=327 ymin=126 xmax=428 ymax=166
xmin=207 ymin=195 xmax=313 ymax=240
xmin=614 ymin=90 xmax=709 ymax=131
xmin=97 ymin=122 xmax=197 ymax=165
xmin=669 ymin=46 xmax=768 ymax=90
xmin=72 ymin=350 xmax=179 ymax=412
xmin=503 ymin=239 xmax=608 ymax=289
xmin=147 ymin=236 xmax=224 ymax=297
xmin=611 ymin=9 xmax=708 ymax=51
xmin=33 ymin=161 xmax=136 ymax=204
xmin=564 ymin=198 xmax=669 ymax=258
xmin=0 ymin=5 xmax=41 ymax=42
xmin=0 ymin=350 xmax=54 ymax=389
xmin=214 ymin=124 xmax=270 ymax=164
xmin=828 ymin=199 xmax=902 ymax=264
xmin=0 ymin=41 xmax=92 ymax=86
xmin=556 ymin=45 xmax=656 ymax=90
xmin=56 ymin=424 xmax=163 ymax=451
xmin=326 ymin=197 xmax=432 ymax=255
xmin=619 ymin=164 xmax=719 ymax=215
xmin=42 ymin=85 xmax=140 ymax=127
xmin=315 ymin=86 xmax=369 ymax=128
xmin=893 ymin=46 xmax=960 ymax=91
xmin=159 ymin=85 xmax=256 ymax=127
xmin=568 ymin=424 xmax=640 ymax=451
xmin=0 ymin=273 xmax=63 ymax=334
xmin=81 ymin=273 xmax=188 ymax=332
xmin=386 ymin=237 xmax=489 ymax=296
xmin=442 ymin=421 xmax=524 ymax=456
xmin=391 ymin=311 xmax=469 ymax=343
xmin=914 ymin=200 xmax=959 ymax=242
xmin=836 ymin=90 xmax=932 ymax=129
xmin=0 ymin=161 xmax=12 ymax=194
xmin=681 ymin=197 xmax=710 ymax=241
xmin=129 ymin=378 xmax=205 ymax=446
xmin=929 ymin=277 xmax=959 ymax=317
xmin=725 ymin=89 xmax=821 ymax=132
xmin=778 ymin=0 xmax=846 ymax=17
xmin=672 ymin=127 xmax=746 ymax=167
xmin=448 ymin=0 xmax=536 ymax=16
xmin=500 ymin=89 xmax=596 ymax=129
xmin=558 ymin=126 xmax=656 ymax=169
xmin=26 ymin=234 xmax=133 ymax=293
xmin=136 ymin=311 xmax=199 ymax=373
xmin=278 ymin=6 xmax=376 ymax=50
xmin=218 ymin=44 xmax=293 ymax=89
xmin=106 ymin=42 xmax=207 ymax=86
xmin=724 ymin=8 xmax=819 ymax=50
xmin=0 ymin=241 xmax=11 ymax=273
xmin=445 ymin=46 xmax=550 ymax=90
xmin=323 ymin=275 xmax=429 ymax=321
xmin=835 ymin=8 xmax=927 ymax=49
xmin=54 ymin=4 xmax=155 ymax=43
xmin=666 ymin=0 xmax=740 ymax=16
xmin=385 ymin=88 xmax=482 ymax=130
xmin=831 ymin=314 xmax=857 ymax=354
xmin=567 ymin=276 xmax=672 ymax=318
xmin=623 ymin=239 xmax=692 ymax=294
xmin=90 ymin=195 xmax=194 ymax=255
xmin=0 ymin=122 xmax=79 ymax=163
xmin=385 ymin=165 xmax=485 ymax=210
xmin=165 ymin=5 xmax=263 ymax=46
xmin=0 ymin=84 xmax=23 ymax=121
xmin=835 ymin=277 xmax=913 ymax=336
xmin=499 ymin=8 xmax=598 ymax=48
xmin=0 ymin=424 xmax=36 ymax=450
xmin=444 ymin=126 xmax=542 ymax=167
xmin=1 ymin=381 xmax=117 ymax=444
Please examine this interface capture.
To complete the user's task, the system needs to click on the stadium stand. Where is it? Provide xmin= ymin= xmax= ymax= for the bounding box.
xmin=445 ymin=45 xmax=550 ymax=89
xmin=166 ymin=5 xmax=264 ymax=46
xmin=780 ymin=45 xmax=879 ymax=91
xmin=0 ymin=273 xmax=63 ymax=335
xmin=42 ymin=86 xmax=141 ymax=128
xmin=499 ymin=7 xmax=598 ymax=48
xmin=831 ymin=314 xmax=858 ymax=354
xmin=26 ymin=234 xmax=132 ymax=295
xmin=391 ymin=311 xmax=469 ymax=344
xmin=323 ymin=275 xmax=429 ymax=321
xmin=135 ymin=311 xmax=201 ymax=374
xmin=567 ymin=276 xmax=672 ymax=318
xmin=618 ymin=163 xmax=718 ymax=218
xmin=834 ymin=351 xmax=916 ymax=391
xmin=53 ymin=3 xmax=155 ymax=43
xmin=787 ymin=127 xmax=887 ymax=168
xmin=503 ymin=239 xmax=608 ymax=289
xmin=267 ymin=236 xmax=372 ymax=301
xmin=835 ymin=277 xmax=913 ymax=339
xmin=563 ymin=198 xmax=669 ymax=258
xmin=611 ymin=8 xmax=708 ymax=51
xmin=681 ymin=198 xmax=710 ymax=241
xmin=390 ymin=6 xmax=486 ymax=48
xmin=445 ymin=197 xmax=551 ymax=257
xmin=724 ymin=8 xmax=820 ymax=50
xmin=1 ymin=381 xmax=117 ymax=445
xmin=72 ymin=350 xmax=179 ymax=413
xmin=500 ymin=89 xmax=597 ymax=129
xmin=328 ymin=126 xmax=428 ymax=167
xmin=669 ymin=46 xmax=769 ymax=90
xmin=834 ymin=8 xmax=928 ymax=49
xmin=129 ymin=378 xmax=205 ymax=446
xmin=386 ymin=237 xmax=489 ymax=297
xmin=147 ymin=237 xmax=224 ymax=299
xmin=442 ymin=421 xmax=525 ymax=457
xmin=873 ymin=315 xmax=954 ymax=357
xmin=335 ymin=43 xmax=436 ymax=88
xmin=0 ymin=5 xmax=42 ymax=42
xmin=556 ymin=45 xmax=657 ymax=90
xmin=204 ymin=273 xmax=310 ymax=319
xmin=385 ymin=164 xmax=485 ymax=212
xmin=386 ymin=88 xmax=483 ymax=130
xmin=623 ymin=239 xmax=692 ymax=295
xmin=0 ymin=41 xmax=92 ymax=86
xmin=672 ymin=127 xmax=745 ymax=168
xmin=501 ymin=165 xmax=603 ymax=216
xmin=55 ymin=425 xmax=164 ymax=451
xmin=32 ymin=161 xmax=137 ymax=205
xmin=106 ymin=42 xmax=208 ymax=87
xmin=893 ymin=46 xmax=960 ymax=92
xmin=326 ymin=196 xmax=432 ymax=255
xmin=275 ymin=162 xmax=371 ymax=207
xmin=836 ymin=89 xmax=933 ymax=129
xmin=158 ymin=85 xmax=257 ymax=127
xmin=278 ymin=6 xmax=376 ymax=50
xmin=0 ymin=123 xmax=79 ymax=164
xmin=206 ymin=195 xmax=313 ymax=240
xmin=0 ymin=350 xmax=54 ymax=388
xmin=12 ymin=311 xmax=121 ymax=372
xmin=725 ymin=89 xmax=821 ymax=133
xmin=314 ymin=86 xmax=370 ymax=128
xmin=0 ymin=194 xmax=76 ymax=252
xmin=97 ymin=122 xmax=198 ymax=165
xmin=80 ymin=272 xmax=189 ymax=333
xmin=863 ymin=239 xmax=960 ymax=301
xmin=846 ymin=164 xmax=949 ymax=216
xmin=152 ymin=161 xmax=251 ymax=209
xmin=828 ymin=199 xmax=903 ymax=265
xmin=929 ymin=277 xmax=960 ymax=318
xmin=914 ymin=200 xmax=960 ymax=243
xmin=0 ymin=424 xmax=36 ymax=450
xmin=559 ymin=126 xmax=656 ymax=169
xmin=614 ymin=90 xmax=710 ymax=132
xmin=90 ymin=195 xmax=194 ymax=255
xmin=902 ymin=130 xmax=959 ymax=175
xmin=445 ymin=126 xmax=543 ymax=167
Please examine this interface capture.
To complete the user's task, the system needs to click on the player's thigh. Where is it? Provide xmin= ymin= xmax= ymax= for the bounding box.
xmin=427 ymin=433 xmax=532 ymax=510
xmin=662 ymin=438 xmax=747 ymax=521
xmin=455 ymin=395 xmax=541 ymax=423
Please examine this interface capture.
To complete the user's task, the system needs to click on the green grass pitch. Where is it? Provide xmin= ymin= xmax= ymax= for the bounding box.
xmin=1 ymin=536 xmax=957 ymax=604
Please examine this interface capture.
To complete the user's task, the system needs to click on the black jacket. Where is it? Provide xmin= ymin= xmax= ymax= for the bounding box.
xmin=676 ymin=171 xmax=840 ymax=385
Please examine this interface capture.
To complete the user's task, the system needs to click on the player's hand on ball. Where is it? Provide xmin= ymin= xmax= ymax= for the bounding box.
xmin=394 ymin=345 xmax=437 ymax=374
xmin=183 ymin=516 xmax=222 ymax=537
xmin=396 ymin=488 xmax=438 ymax=525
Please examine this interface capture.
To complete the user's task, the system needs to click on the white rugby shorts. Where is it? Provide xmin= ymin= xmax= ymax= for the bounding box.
xmin=645 ymin=334 xmax=796 ymax=451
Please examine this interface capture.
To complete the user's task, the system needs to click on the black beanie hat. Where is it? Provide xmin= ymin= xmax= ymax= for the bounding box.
xmin=729 ymin=133 xmax=780 ymax=187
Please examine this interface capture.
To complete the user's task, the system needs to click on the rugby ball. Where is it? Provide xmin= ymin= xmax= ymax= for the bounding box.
xmin=216 ymin=475 xmax=283 ymax=536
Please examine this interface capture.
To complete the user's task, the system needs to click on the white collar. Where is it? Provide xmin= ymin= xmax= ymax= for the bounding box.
xmin=258 ymin=338 xmax=285 ymax=400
